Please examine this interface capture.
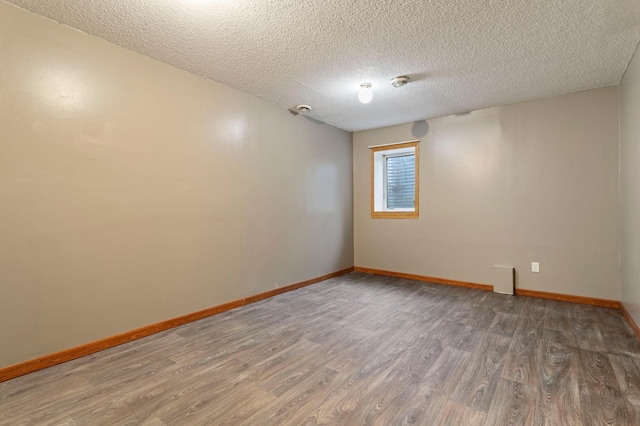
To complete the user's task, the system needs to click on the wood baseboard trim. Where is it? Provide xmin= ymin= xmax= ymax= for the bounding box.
xmin=514 ymin=289 xmax=620 ymax=309
xmin=621 ymin=302 xmax=640 ymax=340
xmin=243 ymin=267 xmax=355 ymax=304
xmin=354 ymin=266 xmax=494 ymax=292
xmin=354 ymin=266 xmax=621 ymax=310
xmin=0 ymin=267 xmax=354 ymax=383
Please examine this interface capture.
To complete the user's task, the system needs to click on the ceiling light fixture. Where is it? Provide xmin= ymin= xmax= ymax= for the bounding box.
xmin=358 ymin=83 xmax=373 ymax=104
xmin=390 ymin=76 xmax=410 ymax=87
xmin=296 ymin=104 xmax=312 ymax=114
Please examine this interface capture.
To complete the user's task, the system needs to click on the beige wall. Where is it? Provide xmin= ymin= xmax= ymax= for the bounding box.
xmin=0 ymin=3 xmax=353 ymax=368
xmin=354 ymin=87 xmax=620 ymax=300
xmin=621 ymin=43 xmax=640 ymax=325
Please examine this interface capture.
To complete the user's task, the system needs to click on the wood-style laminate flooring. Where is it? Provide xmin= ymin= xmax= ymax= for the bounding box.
xmin=2 ymin=272 xmax=640 ymax=425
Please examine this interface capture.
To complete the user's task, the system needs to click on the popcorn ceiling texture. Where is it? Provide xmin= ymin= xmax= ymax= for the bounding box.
xmin=5 ymin=0 xmax=640 ymax=131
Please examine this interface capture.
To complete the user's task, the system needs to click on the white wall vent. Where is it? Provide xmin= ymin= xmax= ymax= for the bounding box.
xmin=493 ymin=266 xmax=514 ymax=295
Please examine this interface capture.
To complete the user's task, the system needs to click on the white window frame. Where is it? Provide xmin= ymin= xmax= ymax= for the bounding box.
xmin=370 ymin=140 xmax=419 ymax=219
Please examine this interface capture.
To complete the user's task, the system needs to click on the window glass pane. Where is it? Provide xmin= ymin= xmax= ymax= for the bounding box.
xmin=386 ymin=154 xmax=415 ymax=209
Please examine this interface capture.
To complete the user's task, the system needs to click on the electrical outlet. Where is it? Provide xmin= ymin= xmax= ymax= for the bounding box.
xmin=531 ymin=262 xmax=540 ymax=273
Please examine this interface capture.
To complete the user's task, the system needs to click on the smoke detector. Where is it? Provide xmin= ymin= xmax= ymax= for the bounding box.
xmin=390 ymin=76 xmax=410 ymax=88
xmin=296 ymin=104 xmax=312 ymax=114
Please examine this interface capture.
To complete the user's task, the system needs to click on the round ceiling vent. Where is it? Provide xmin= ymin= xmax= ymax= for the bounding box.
xmin=390 ymin=76 xmax=410 ymax=87
xmin=296 ymin=104 xmax=312 ymax=114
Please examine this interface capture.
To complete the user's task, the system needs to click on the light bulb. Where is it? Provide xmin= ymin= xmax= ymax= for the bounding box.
xmin=359 ymin=83 xmax=373 ymax=104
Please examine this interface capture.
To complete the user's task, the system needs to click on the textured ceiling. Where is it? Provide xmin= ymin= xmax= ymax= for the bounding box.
xmin=5 ymin=0 xmax=640 ymax=131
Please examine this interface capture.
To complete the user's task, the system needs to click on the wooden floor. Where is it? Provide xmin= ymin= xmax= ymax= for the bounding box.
xmin=2 ymin=272 xmax=640 ymax=425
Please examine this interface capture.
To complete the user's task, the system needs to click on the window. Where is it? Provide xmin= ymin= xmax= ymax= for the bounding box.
xmin=370 ymin=141 xmax=419 ymax=219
